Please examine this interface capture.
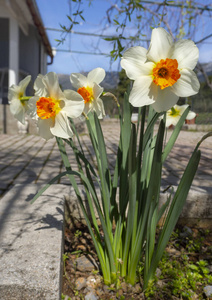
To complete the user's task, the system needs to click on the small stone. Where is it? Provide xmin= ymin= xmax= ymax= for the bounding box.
xmin=156 ymin=268 xmax=162 ymax=278
xmin=157 ymin=280 xmax=165 ymax=288
xmin=180 ymin=226 xmax=193 ymax=238
xmin=77 ymin=245 xmax=86 ymax=251
xmin=204 ymin=285 xmax=212 ymax=297
xmin=103 ymin=284 xmax=110 ymax=293
xmin=86 ymin=275 xmax=101 ymax=289
xmin=132 ymin=283 xmax=141 ymax=294
xmin=75 ymin=276 xmax=87 ymax=290
xmin=85 ymin=291 xmax=98 ymax=300
xmin=120 ymin=281 xmax=128 ymax=292
xmin=76 ymin=255 xmax=98 ymax=272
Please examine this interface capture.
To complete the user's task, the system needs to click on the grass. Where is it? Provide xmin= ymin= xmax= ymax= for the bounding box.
xmin=142 ymin=225 xmax=212 ymax=299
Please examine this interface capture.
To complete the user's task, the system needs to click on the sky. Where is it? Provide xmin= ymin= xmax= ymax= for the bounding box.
xmin=36 ymin=0 xmax=212 ymax=75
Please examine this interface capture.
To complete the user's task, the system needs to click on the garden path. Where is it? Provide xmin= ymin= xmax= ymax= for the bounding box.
xmin=0 ymin=119 xmax=211 ymax=199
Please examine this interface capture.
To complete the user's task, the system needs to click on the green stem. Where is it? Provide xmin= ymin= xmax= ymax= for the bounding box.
xmin=171 ymin=107 xmax=177 ymax=115
xmin=20 ymin=96 xmax=32 ymax=101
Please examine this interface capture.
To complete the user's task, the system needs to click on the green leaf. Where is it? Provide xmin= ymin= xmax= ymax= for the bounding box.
xmin=30 ymin=171 xmax=68 ymax=204
xmin=145 ymin=147 xmax=201 ymax=288
xmin=128 ymin=118 xmax=165 ymax=285
xmin=122 ymin=123 xmax=137 ymax=277
xmin=162 ymin=107 xmax=190 ymax=162
xmin=119 ymin=90 xmax=132 ymax=214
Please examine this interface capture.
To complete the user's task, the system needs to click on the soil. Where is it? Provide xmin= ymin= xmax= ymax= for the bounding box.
xmin=62 ymin=220 xmax=212 ymax=300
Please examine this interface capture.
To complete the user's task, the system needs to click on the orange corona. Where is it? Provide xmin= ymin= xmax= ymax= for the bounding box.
xmin=153 ymin=58 xmax=181 ymax=90
xmin=77 ymin=86 xmax=93 ymax=104
xmin=36 ymin=97 xmax=61 ymax=119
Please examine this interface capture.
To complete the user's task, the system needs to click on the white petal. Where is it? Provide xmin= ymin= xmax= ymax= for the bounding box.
xmin=186 ymin=111 xmax=196 ymax=120
xmin=28 ymin=96 xmax=39 ymax=118
xmin=171 ymin=69 xmax=200 ymax=97
xmin=129 ymin=76 xmax=155 ymax=107
xmin=121 ymin=56 xmax=155 ymax=80
xmin=8 ymin=86 xmax=20 ymax=102
xmin=147 ymin=27 xmax=173 ymax=63
xmin=37 ymin=118 xmax=54 ymax=140
xmin=10 ymin=99 xmax=26 ymax=124
xmin=8 ymin=75 xmax=31 ymax=102
xmin=174 ymin=104 xmax=188 ymax=112
xmin=84 ymin=102 xmax=91 ymax=116
xmin=169 ymin=39 xmax=199 ymax=70
xmin=70 ymin=73 xmax=88 ymax=89
xmin=121 ymin=46 xmax=148 ymax=80
xmin=151 ymin=86 xmax=179 ymax=112
xmin=34 ymin=74 xmax=47 ymax=97
xmin=51 ymin=112 xmax=73 ymax=139
xmin=93 ymin=83 xmax=104 ymax=99
xmin=87 ymin=68 xmax=105 ymax=85
xmin=63 ymin=89 xmax=84 ymax=101
xmin=62 ymin=90 xmax=84 ymax=118
xmin=166 ymin=115 xmax=180 ymax=127
xmin=43 ymin=72 xmax=64 ymax=100
xmin=19 ymin=75 xmax=31 ymax=94
xmin=93 ymin=98 xmax=105 ymax=119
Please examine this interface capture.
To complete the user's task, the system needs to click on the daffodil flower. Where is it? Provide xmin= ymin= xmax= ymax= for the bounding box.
xmin=165 ymin=104 xmax=196 ymax=128
xmin=121 ymin=27 xmax=200 ymax=112
xmin=8 ymin=75 xmax=31 ymax=124
xmin=70 ymin=68 xmax=106 ymax=118
xmin=28 ymin=72 xmax=84 ymax=140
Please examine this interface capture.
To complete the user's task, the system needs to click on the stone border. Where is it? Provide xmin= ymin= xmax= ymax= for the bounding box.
xmin=0 ymin=184 xmax=70 ymax=300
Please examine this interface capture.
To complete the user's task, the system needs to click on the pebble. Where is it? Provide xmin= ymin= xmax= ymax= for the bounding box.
xmin=76 ymin=255 xmax=98 ymax=272
xmin=85 ymin=291 xmax=98 ymax=300
xmin=86 ymin=275 xmax=101 ymax=289
xmin=204 ymin=285 xmax=212 ymax=297
xmin=132 ymin=283 xmax=142 ymax=293
xmin=120 ymin=281 xmax=128 ymax=292
xmin=156 ymin=268 xmax=162 ymax=278
xmin=180 ymin=226 xmax=193 ymax=238
xmin=75 ymin=276 xmax=87 ymax=290
xmin=157 ymin=280 xmax=166 ymax=288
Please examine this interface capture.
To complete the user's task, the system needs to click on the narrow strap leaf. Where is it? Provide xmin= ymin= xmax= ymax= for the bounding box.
xmin=162 ymin=106 xmax=189 ymax=162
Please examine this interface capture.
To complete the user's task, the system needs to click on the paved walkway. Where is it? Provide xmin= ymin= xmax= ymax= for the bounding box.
xmin=0 ymin=119 xmax=211 ymax=198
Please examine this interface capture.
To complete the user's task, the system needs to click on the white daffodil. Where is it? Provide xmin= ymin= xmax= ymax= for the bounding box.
xmin=8 ymin=75 xmax=31 ymax=124
xmin=121 ymin=27 xmax=200 ymax=112
xmin=70 ymin=68 xmax=106 ymax=118
xmin=28 ymin=72 xmax=84 ymax=140
xmin=165 ymin=104 xmax=196 ymax=128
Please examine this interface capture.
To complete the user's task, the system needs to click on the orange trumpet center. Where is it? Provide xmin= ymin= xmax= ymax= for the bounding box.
xmin=153 ymin=58 xmax=181 ymax=90
xmin=77 ymin=86 xmax=94 ymax=104
xmin=36 ymin=97 xmax=61 ymax=119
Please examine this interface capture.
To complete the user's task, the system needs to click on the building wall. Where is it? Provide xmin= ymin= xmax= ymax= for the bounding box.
xmin=0 ymin=18 xmax=9 ymax=68
xmin=0 ymin=1 xmax=51 ymax=133
xmin=40 ymin=44 xmax=47 ymax=74
xmin=19 ymin=25 xmax=40 ymax=79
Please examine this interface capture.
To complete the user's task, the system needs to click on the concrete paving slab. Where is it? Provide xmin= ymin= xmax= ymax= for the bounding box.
xmin=0 ymin=184 xmax=70 ymax=300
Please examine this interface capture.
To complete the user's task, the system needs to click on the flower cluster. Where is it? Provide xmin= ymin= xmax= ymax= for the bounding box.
xmin=9 ymin=68 xmax=106 ymax=140
xmin=9 ymin=27 xmax=200 ymax=140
